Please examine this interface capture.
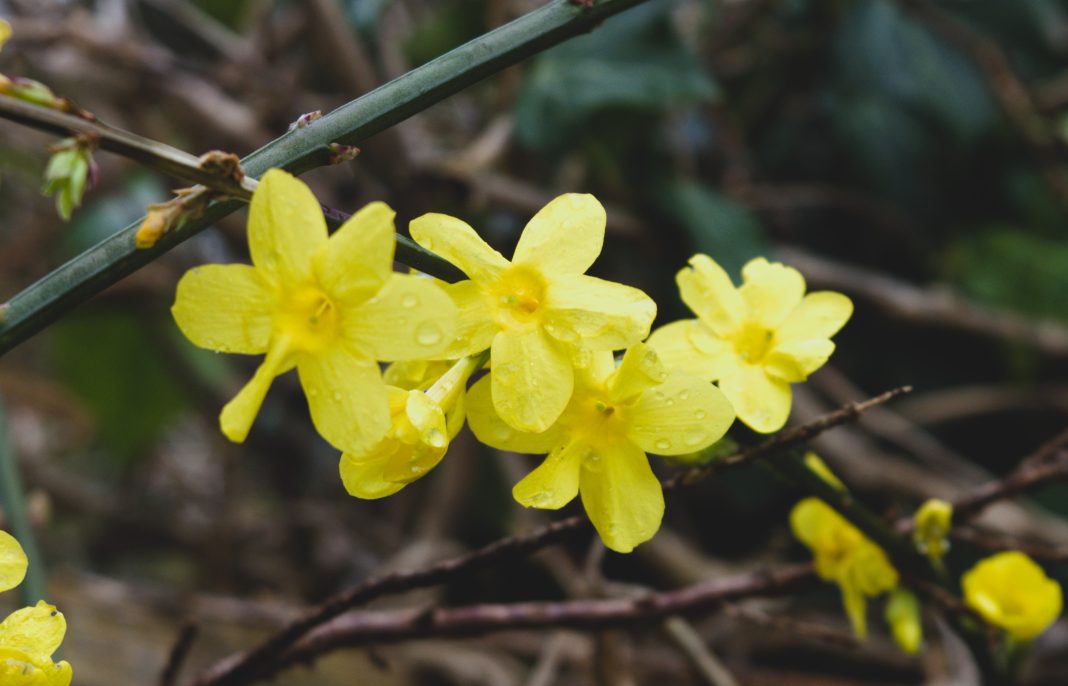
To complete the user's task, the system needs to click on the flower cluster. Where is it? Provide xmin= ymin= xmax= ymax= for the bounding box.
xmin=0 ymin=531 xmax=72 ymax=685
xmin=172 ymin=170 xmax=852 ymax=553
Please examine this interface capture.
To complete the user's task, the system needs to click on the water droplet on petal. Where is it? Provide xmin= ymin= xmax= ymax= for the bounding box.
xmin=401 ymin=293 xmax=419 ymax=309
xmin=695 ymin=409 xmax=707 ymax=420
xmin=684 ymin=430 xmax=705 ymax=447
xmin=654 ymin=438 xmax=672 ymax=451
xmin=333 ymin=392 xmax=343 ymax=402
xmin=678 ymin=390 xmax=690 ymax=401
xmin=424 ymin=428 xmax=446 ymax=449
xmin=416 ymin=322 xmax=443 ymax=346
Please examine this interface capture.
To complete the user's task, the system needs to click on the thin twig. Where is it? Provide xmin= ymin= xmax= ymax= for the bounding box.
xmin=160 ymin=622 xmax=200 ymax=686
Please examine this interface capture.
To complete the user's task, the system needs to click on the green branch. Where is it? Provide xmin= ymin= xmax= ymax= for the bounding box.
xmin=0 ymin=0 xmax=651 ymax=357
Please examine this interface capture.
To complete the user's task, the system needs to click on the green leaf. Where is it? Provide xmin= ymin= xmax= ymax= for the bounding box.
xmin=656 ymin=180 xmax=769 ymax=279
xmin=515 ymin=0 xmax=716 ymax=151
xmin=836 ymin=0 xmax=995 ymax=140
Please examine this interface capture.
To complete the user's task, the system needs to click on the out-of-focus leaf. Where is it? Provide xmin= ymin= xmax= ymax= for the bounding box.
xmin=404 ymin=0 xmax=487 ymax=68
xmin=836 ymin=0 xmax=995 ymax=141
xmin=53 ymin=311 xmax=190 ymax=464
xmin=345 ymin=0 xmax=394 ymax=35
xmin=515 ymin=0 xmax=717 ymax=151
xmin=657 ymin=180 xmax=769 ymax=278
xmin=945 ymin=228 xmax=1068 ymax=323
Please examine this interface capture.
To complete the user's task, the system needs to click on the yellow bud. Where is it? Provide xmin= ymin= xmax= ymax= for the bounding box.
xmin=886 ymin=588 xmax=923 ymax=654
xmin=913 ymin=498 xmax=952 ymax=562
xmin=135 ymin=209 xmax=169 ymax=249
xmin=804 ymin=452 xmax=846 ymax=490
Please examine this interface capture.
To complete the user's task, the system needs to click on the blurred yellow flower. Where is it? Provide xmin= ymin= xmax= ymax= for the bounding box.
xmin=962 ymin=551 xmax=1062 ymax=642
xmin=790 ymin=498 xmax=898 ymax=638
xmin=172 ymin=169 xmax=456 ymax=453
xmin=340 ymin=355 xmax=479 ymax=499
xmin=468 ymin=343 xmax=734 ymax=553
xmin=885 ymin=588 xmax=923 ymax=654
xmin=0 ymin=531 xmax=27 ymax=592
xmin=0 ymin=19 xmax=10 ymax=51
xmin=649 ymin=255 xmax=852 ymax=433
xmin=913 ymin=499 xmax=952 ymax=563
xmin=411 ymin=194 xmax=657 ymax=432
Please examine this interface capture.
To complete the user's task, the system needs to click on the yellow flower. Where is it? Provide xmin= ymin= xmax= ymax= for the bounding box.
xmin=913 ymin=499 xmax=952 ymax=563
xmin=468 ymin=343 xmax=734 ymax=553
xmin=0 ymin=601 xmax=73 ymax=686
xmin=790 ymin=498 xmax=898 ymax=638
xmin=0 ymin=19 xmax=10 ymax=51
xmin=649 ymin=255 xmax=852 ymax=433
xmin=962 ymin=551 xmax=1062 ymax=642
xmin=410 ymin=195 xmax=657 ymax=432
xmin=885 ymin=588 xmax=923 ymax=654
xmin=172 ymin=169 xmax=457 ymax=453
xmin=340 ymin=355 xmax=479 ymax=499
xmin=0 ymin=531 xmax=27 ymax=592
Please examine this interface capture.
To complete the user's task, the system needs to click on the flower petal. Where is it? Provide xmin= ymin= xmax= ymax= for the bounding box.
xmin=512 ymin=194 xmax=606 ymax=275
xmin=219 ymin=341 xmax=295 ymax=442
xmin=172 ymin=264 xmax=273 ymax=354
xmin=775 ymin=291 xmax=853 ymax=344
xmin=718 ymin=363 xmax=791 ymax=433
xmin=339 ymin=450 xmax=406 ymax=500
xmin=0 ymin=601 xmax=66 ymax=657
xmin=579 ymin=440 xmax=664 ymax=553
xmin=607 ymin=343 xmax=667 ymax=404
xmin=676 ymin=254 xmax=744 ymax=336
xmin=410 ymin=213 xmax=510 ymax=282
xmin=646 ymin=320 xmax=732 ymax=382
xmin=467 ymin=375 xmax=564 ymax=452
xmin=298 ymin=345 xmax=390 ymax=454
xmin=739 ymin=257 xmax=805 ymax=329
xmin=381 ymin=391 xmax=449 ymax=483
xmin=764 ymin=340 xmax=835 ymax=383
xmin=345 ymin=274 xmax=457 ymax=361
xmin=0 ymin=531 xmax=27 ymax=593
xmin=626 ymin=371 xmax=735 ymax=455
xmin=491 ymin=326 xmax=573 ymax=432
xmin=248 ymin=169 xmax=327 ymax=284
xmin=440 ymin=280 xmax=498 ymax=358
xmin=313 ymin=201 xmax=395 ymax=306
xmin=544 ymin=274 xmax=656 ymax=351
xmin=513 ymin=440 xmax=586 ymax=510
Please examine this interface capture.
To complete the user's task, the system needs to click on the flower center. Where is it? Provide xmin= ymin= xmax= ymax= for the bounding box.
xmin=731 ymin=320 xmax=775 ymax=364
xmin=275 ymin=286 xmax=340 ymax=353
xmin=560 ymin=387 xmax=627 ymax=446
xmin=492 ymin=265 xmax=547 ymax=328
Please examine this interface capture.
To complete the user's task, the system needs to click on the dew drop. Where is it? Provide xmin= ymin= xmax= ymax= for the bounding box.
xmin=401 ymin=293 xmax=419 ymax=309
xmin=416 ymin=322 xmax=443 ymax=346
xmin=654 ymin=438 xmax=672 ymax=451
xmin=684 ymin=430 xmax=705 ymax=447
xmin=695 ymin=409 xmax=707 ymax=420
xmin=531 ymin=491 xmax=555 ymax=507
xmin=333 ymin=392 xmax=343 ymax=402
xmin=678 ymin=390 xmax=690 ymax=401
xmin=424 ymin=428 xmax=446 ymax=448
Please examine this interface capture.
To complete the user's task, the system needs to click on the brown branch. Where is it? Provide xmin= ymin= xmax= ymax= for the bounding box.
xmin=950 ymin=527 xmax=1068 ymax=562
xmin=277 ymin=564 xmax=815 ymax=670
xmin=160 ymin=622 xmax=199 ymax=686
xmin=189 ymin=388 xmax=908 ymax=686
xmin=950 ymin=450 xmax=1068 ymax=522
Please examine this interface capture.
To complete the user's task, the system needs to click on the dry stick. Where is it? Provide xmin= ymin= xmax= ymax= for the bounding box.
xmin=160 ymin=622 xmax=200 ymax=686
xmin=189 ymin=388 xmax=908 ymax=686
xmin=277 ymin=564 xmax=816 ymax=672
xmin=0 ymin=95 xmax=257 ymax=198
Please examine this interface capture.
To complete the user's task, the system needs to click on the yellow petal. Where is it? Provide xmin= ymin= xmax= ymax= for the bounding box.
xmin=0 ymin=532 xmax=26 ymax=593
xmin=410 ymin=213 xmax=509 ymax=282
xmin=646 ymin=320 xmax=732 ymax=382
xmin=172 ymin=264 xmax=273 ymax=354
xmin=841 ymin=580 xmax=869 ymax=639
xmin=513 ymin=440 xmax=586 ymax=509
xmin=775 ymin=291 xmax=853 ymax=344
xmin=441 ymin=280 xmax=498 ymax=358
xmin=312 ymin=201 xmax=395 ymax=306
xmin=345 ymin=274 xmax=457 ymax=360
xmin=626 ymin=372 xmax=735 ymax=456
xmin=739 ymin=257 xmax=805 ymax=329
xmin=0 ymin=601 xmax=66 ymax=657
xmin=219 ymin=341 xmax=295 ymax=442
xmin=0 ymin=648 xmax=72 ymax=686
xmin=676 ymin=254 xmax=744 ymax=337
xmin=247 ymin=169 xmax=327 ymax=285
xmin=886 ymin=588 xmax=923 ymax=654
xmin=297 ymin=345 xmax=389 ymax=454
xmin=579 ymin=440 xmax=664 ymax=553
xmin=512 ymin=194 xmax=605 ymax=275
xmin=339 ymin=450 xmax=406 ymax=500
xmin=543 ymin=274 xmax=656 ymax=351
xmin=718 ymin=363 xmax=791 ymax=433
xmin=466 ymin=375 xmax=564 ymax=452
xmin=764 ymin=339 xmax=835 ymax=383
xmin=789 ymin=498 xmax=830 ymax=551
xmin=491 ymin=326 xmax=573 ymax=432
xmin=381 ymin=391 xmax=449 ymax=483
xmin=0 ymin=20 xmax=10 ymax=51
xmin=608 ymin=343 xmax=667 ymax=404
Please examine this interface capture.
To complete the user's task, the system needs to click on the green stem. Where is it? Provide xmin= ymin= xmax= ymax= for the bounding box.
xmin=0 ymin=0 xmax=652 ymax=357
xmin=0 ymin=394 xmax=46 ymax=605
